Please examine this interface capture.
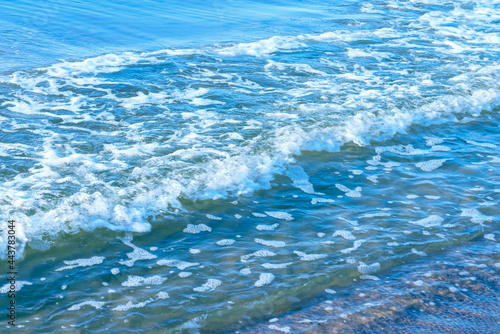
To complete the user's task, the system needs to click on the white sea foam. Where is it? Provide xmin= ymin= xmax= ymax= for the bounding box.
xmin=466 ymin=140 xmax=497 ymax=149
xmin=241 ymin=250 xmax=277 ymax=263
xmin=254 ymin=238 xmax=287 ymax=248
xmin=156 ymin=291 xmax=170 ymax=299
xmin=68 ymin=301 xmax=105 ymax=311
xmin=359 ymin=212 xmax=391 ymax=219
xmin=415 ymin=159 xmax=447 ymax=172
xmin=293 ymin=251 xmax=327 ymax=261
xmin=256 ymin=223 xmax=279 ymax=231
xmin=265 ymin=211 xmax=294 ymax=221
xmin=183 ymin=224 xmax=212 ymax=234
xmin=121 ymin=275 xmax=167 ymax=287
xmin=255 ymin=273 xmax=275 ymax=287
xmin=335 ymin=184 xmax=362 ymax=198
xmin=285 ymin=165 xmax=321 ymax=195
xmin=156 ymin=259 xmax=200 ymax=270
xmin=216 ymin=239 xmax=236 ymax=246
xmin=268 ymin=324 xmax=291 ymax=333
xmin=55 ymin=256 xmax=105 ymax=271
xmin=484 ymin=234 xmax=495 ymax=241
xmin=113 ymin=299 xmax=154 ymax=311
xmin=193 ymin=279 xmax=221 ymax=292
xmin=339 ymin=217 xmax=359 ymax=226
xmin=341 ymin=240 xmax=365 ymax=254
xmin=461 ymin=208 xmax=494 ymax=224
xmin=425 ymin=195 xmax=441 ymax=200
xmin=119 ymin=239 xmax=157 ymax=267
xmin=240 ymin=268 xmax=252 ymax=275
xmin=0 ymin=281 xmax=32 ymax=293
xmin=311 ymin=198 xmax=335 ymax=205
xmin=411 ymin=248 xmax=427 ymax=256
xmin=261 ymin=262 xmax=293 ymax=269
xmin=333 ymin=230 xmax=356 ymax=240
xmin=357 ymin=262 xmax=381 ymax=274
xmin=410 ymin=215 xmax=444 ymax=228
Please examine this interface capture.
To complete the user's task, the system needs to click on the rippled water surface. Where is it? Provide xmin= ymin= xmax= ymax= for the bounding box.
xmin=0 ymin=0 xmax=499 ymax=332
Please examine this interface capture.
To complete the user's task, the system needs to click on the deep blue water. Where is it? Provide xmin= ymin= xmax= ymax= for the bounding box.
xmin=0 ymin=0 xmax=331 ymax=72
xmin=0 ymin=0 xmax=499 ymax=332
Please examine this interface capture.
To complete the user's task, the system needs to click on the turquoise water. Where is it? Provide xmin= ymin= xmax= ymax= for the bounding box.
xmin=0 ymin=0 xmax=499 ymax=332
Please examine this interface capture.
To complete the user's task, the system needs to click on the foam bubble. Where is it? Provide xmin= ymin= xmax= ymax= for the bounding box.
xmin=461 ymin=208 xmax=494 ymax=224
xmin=255 ymin=273 xmax=275 ymax=287
xmin=293 ymin=251 xmax=327 ymax=261
xmin=55 ymin=256 xmax=105 ymax=272
xmin=241 ymin=250 xmax=277 ymax=263
xmin=68 ymin=301 xmax=105 ymax=311
xmin=466 ymin=140 xmax=497 ymax=149
xmin=0 ymin=281 xmax=32 ymax=293
xmin=193 ymin=279 xmax=222 ymax=292
xmin=359 ymin=212 xmax=391 ymax=219
xmin=113 ymin=299 xmax=153 ymax=311
xmin=340 ymin=240 xmax=365 ymax=254
xmin=183 ymin=224 xmax=212 ymax=234
xmin=119 ymin=240 xmax=157 ymax=267
xmin=410 ymin=215 xmax=444 ymax=228
xmin=240 ymin=268 xmax=252 ymax=275
xmin=121 ymin=275 xmax=167 ymax=287
xmin=156 ymin=291 xmax=170 ymax=299
xmin=311 ymin=198 xmax=336 ymax=205
xmin=216 ymin=239 xmax=236 ymax=246
xmin=285 ymin=166 xmax=321 ymax=195
xmin=255 ymin=238 xmax=287 ymax=248
xmin=357 ymin=262 xmax=381 ymax=274
xmin=411 ymin=248 xmax=427 ymax=256
xmin=335 ymin=184 xmax=362 ymax=198
xmin=256 ymin=223 xmax=279 ymax=231
xmin=415 ymin=159 xmax=447 ymax=172
xmin=265 ymin=211 xmax=294 ymax=221
xmin=156 ymin=260 xmax=200 ymax=270
xmin=261 ymin=262 xmax=293 ymax=269
xmin=339 ymin=217 xmax=359 ymax=226
xmin=333 ymin=230 xmax=356 ymax=240
xmin=425 ymin=195 xmax=441 ymax=200
xmin=484 ymin=234 xmax=495 ymax=241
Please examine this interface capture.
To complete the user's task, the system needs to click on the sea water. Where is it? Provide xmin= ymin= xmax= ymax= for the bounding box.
xmin=0 ymin=0 xmax=499 ymax=332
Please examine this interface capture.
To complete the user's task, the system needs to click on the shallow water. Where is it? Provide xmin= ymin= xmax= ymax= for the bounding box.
xmin=0 ymin=0 xmax=499 ymax=333
xmin=236 ymin=238 xmax=500 ymax=333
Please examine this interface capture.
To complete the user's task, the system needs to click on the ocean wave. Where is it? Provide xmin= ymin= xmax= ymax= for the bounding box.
xmin=1 ymin=0 xmax=499 ymax=257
